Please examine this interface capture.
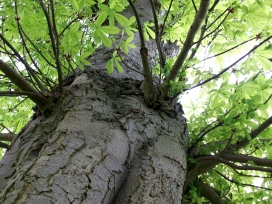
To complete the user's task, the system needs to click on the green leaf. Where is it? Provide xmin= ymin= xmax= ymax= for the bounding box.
xmin=227 ymin=21 xmax=245 ymax=30
xmin=255 ymin=49 xmax=272 ymax=58
xmin=81 ymin=59 xmax=91 ymax=66
xmin=106 ymin=59 xmax=114 ymax=74
xmin=256 ymin=55 xmax=271 ymax=70
xmin=97 ymin=30 xmax=112 ymax=47
xmin=115 ymin=60 xmax=123 ymax=73
xmin=114 ymin=13 xmax=128 ymax=26
xmin=241 ymin=81 xmax=260 ymax=93
xmin=93 ymin=30 xmax=101 ymax=44
xmin=96 ymin=11 xmax=107 ymax=26
xmin=99 ymin=26 xmax=120 ymax=34
xmin=146 ymin=26 xmax=155 ymax=39
xmin=72 ymin=0 xmax=79 ymax=10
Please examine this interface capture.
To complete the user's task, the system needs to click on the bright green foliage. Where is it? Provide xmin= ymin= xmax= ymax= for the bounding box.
xmin=0 ymin=0 xmax=272 ymax=203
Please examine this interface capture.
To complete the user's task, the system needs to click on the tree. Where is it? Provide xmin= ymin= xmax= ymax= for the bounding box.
xmin=0 ymin=0 xmax=272 ymax=203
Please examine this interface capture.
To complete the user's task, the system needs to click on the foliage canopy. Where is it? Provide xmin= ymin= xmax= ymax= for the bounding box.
xmin=0 ymin=0 xmax=272 ymax=203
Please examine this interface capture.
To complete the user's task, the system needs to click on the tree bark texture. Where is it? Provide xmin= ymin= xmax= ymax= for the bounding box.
xmin=0 ymin=69 xmax=187 ymax=203
xmin=0 ymin=1 xmax=187 ymax=203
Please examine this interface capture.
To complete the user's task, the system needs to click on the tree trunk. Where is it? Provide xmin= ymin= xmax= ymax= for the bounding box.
xmin=0 ymin=1 xmax=188 ymax=203
xmin=0 ymin=70 xmax=187 ymax=203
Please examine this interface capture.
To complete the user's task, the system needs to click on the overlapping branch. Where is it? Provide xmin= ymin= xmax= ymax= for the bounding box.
xmin=128 ymin=0 xmax=154 ymax=105
xmin=216 ymin=170 xmax=272 ymax=191
xmin=149 ymin=0 xmax=165 ymax=84
xmin=198 ymin=180 xmax=225 ymax=204
xmin=0 ymin=133 xmax=16 ymax=142
xmin=161 ymin=0 xmax=210 ymax=97
xmin=191 ymin=34 xmax=272 ymax=90
xmin=0 ymin=34 xmax=46 ymax=94
xmin=232 ymin=115 xmax=272 ymax=151
xmin=0 ymin=142 xmax=9 ymax=149
xmin=0 ymin=59 xmax=48 ymax=109
xmin=39 ymin=0 xmax=63 ymax=93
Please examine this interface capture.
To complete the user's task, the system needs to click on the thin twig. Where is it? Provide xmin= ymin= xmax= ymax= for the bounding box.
xmin=191 ymin=0 xmax=198 ymax=12
xmin=204 ymin=37 xmax=255 ymax=60
xmin=18 ymin=24 xmax=56 ymax=68
xmin=0 ymin=33 xmax=46 ymax=93
xmin=118 ymin=53 xmax=145 ymax=76
xmin=59 ymin=16 xmax=79 ymax=37
xmin=215 ymin=170 xmax=272 ymax=191
xmin=39 ymin=0 xmax=63 ymax=93
xmin=149 ymin=0 xmax=165 ymax=84
xmin=190 ymin=35 xmax=272 ymax=90
xmin=194 ymin=11 xmax=230 ymax=45
xmin=160 ymin=0 xmax=174 ymax=36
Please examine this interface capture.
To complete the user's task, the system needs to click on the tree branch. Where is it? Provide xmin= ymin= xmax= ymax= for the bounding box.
xmin=208 ymin=0 xmax=219 ymax=13
xmin=0 ymin=141 xmax=9 ymax=149
xmin=39 ymin=0 xmax=63 ymax=94
xmin=221 ymin=153 xmax=272 ymax=168
xmin=162 ymin=0 xmax=210 ymax=96
xmin=128 ymin=0 xmax=154 ymax=105
xmin=14 ymin=1 xmax=47 ymax=94
xmin=0 ymin=91 xmax=50 ymax=100
xmin=194 ymin=9 xmax=229 ymax=45
xmin=0 ymin=33 xmax=46 ymax=94
xmin=198 ymin=180 xmax=225 ymax=204
xmin=0 ymin=60 xmax=48 ymax=109
xmin=18 ymin=23 xmax=56 ymax=68
xmin=204 ymin=37 xmax=255 ymax=61
xmin=59 ymin=16 xmax=79 ymax=38
xmin=160 ymin=0 xmax=174 ymax=36
xmin=215 ymin=170 xmax=272 ymax=191
xmin=149 ymin=0 xmax=165 ymax=84
xmin=188 ymin=121 xmax=223 ymax=154
xmin=232 ymin=168 xmax=272 ymax=179
xmin=232 ymin=115 xmax=272 ymax=151
xmin=188 ymin=107 xmax=234 ymax=154
xmin=190 ymin=34 xmax=272 ymax=90
xmin=196 ymin=156 xmax=272 ymax=173
xmin=0 ymin=133 xmax=16 ymax=142
xmin=191 ymin=0 xmax=198 ymax=12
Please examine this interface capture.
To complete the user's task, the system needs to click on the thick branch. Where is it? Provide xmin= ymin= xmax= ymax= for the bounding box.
xmin=196 ymin=156 xmax=272 ymax=173
xmin=187 ymin=159 xmax=218 ymax=184
xmin=0 ymin=141 xmax=9 ymax=149
xmin=0 ymin=33 xmax=46 ymax=93
xmin=0 ymin=133 xmax=16 ymax=142
xmin=221 ymin=153 xmax=272 ymax=167
xmin=162 ymin=0 xmax=210 ymax=96
xmin=128 ymin=0 xmax=154 ymax=104
xmin=232 ymin=115 xmax=272 ymax=151
xmin=198 ymin=180 xmax=225 ymax=204
xmin=0 ymin=60 xmax=47 ymax=109
xmin=0 ymin=91 xmax=50 ymax=101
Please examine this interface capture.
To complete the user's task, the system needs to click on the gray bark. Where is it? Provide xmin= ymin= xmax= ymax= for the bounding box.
xmin=0 ymin=69 xmax=187 ymax=203
xmin=0 ymin=1 xmax=187 ymax=203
